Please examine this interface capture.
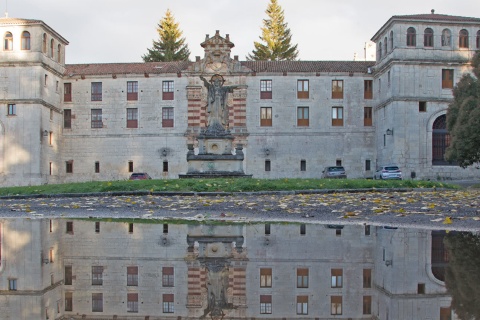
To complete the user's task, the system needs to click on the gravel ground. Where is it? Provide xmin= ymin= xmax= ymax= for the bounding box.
xmin=0 ymin=188 xmax=479 ymax=231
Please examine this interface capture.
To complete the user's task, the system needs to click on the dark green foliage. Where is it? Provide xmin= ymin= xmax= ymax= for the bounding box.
xmin=444 ymin=232 xmax=480 ymax=320
xmin=446 ymin=51 xmax=480 ymax=167
xmin=247 ymin=0 xmax=298 ymax=61
xmin=142 ymin=9 xmax=190 ymax=62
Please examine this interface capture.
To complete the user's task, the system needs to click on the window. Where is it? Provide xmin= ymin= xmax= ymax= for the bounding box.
xmin=92 ymin=266 xmax=103 ymax=285
xmin=163 ymin=161 xmax=169 ymax=172
xmin=419 ymin=101 xmax=427 ymax=112
xmin=128 ymin=223 xmax=134 ymax=233
xmin=127 ymin=108 xmax=138 ymax=128
xmin=260 ymin=80 xmax=272 ymax=99
xmin=163 ymin=224 xmax=168 ymax=234
xmin=50 ymin=39 xmax=54 ymax=58
xmin=477 ymin=30 xmax=480 ymax=49
xmin=128 ymin=161 xmax=133 ymax=173
xmin=65 ymin=292 xmax=73 ymax=311
xmin=363 ymin=269 xmax=371 ymax=288
xmin=163 ymin=294 xmax=174 ymax=313
xmin=21 ymin=31 xmax=30 ymax=50
xmin=42 ymin=33 xmax=47 ymax=53
xmin=8 ymin=279 xmax=17 ymax=291
xmin=265 ymin=160 xmax=271 ymax=172
xmin=424 ymin=28 xmax=434 ymax=47
xmin=440 ymin=307 xmax=452 ymax=320
xmin=300 ymin=160 xmax=306 ymax=171
xmin=265 ymin=224 xmax=271 ymax=235
xmin=364 ymin=107 xmax=372 ymax=126
xmin=365 ymin=225 xmax=371 ymax=236
xmin=64 ymin=83 xmax=72 ymax=102
xmin=162 ymin=267 xmax=174 ymax=287
xmin=162 ymin=107 xmax=174 ymax=127
xmin=297 ymin=107 xmax=309 ymax=126
xmin=442 ymin=29 xmax=451 ymax=46
xmin=66 ymin=221 xmax=73 ymax=234
xmin=364 ymin=80 xmax=373 ymax=99
xmin=91 ymin=109 xmax=103 ymax=128
xmin=300 ymin=224 xmax=306 ymax=235
xmin=363 ymin=296 xmax=372 ymax=314
xmin=383 ymin=37 xmax=387 ymax=55
xmin=296 ymin=296 xmax=308 ymax=315
xmin=44 ymin=74 xmax=48 ymax=86
xmin=297 ymin=268 xmax=308 ymax=288
xmin=127 ymin=266 xmax=138 ymax=286
xmin=57 ymin=44 xmax=61 ymax=63
xmin=365 ymin=160 xmax=371 ymax=171
xmin=92 ymin=293 xmax=103 ymax=312
xmin=377 ymin=42 xmax=382 ymax=59
xmin=260 ymin=295 xmax=272 ymax=314
xmin=331 ymin=296 xmax=342 ymax=315
xmin=49 ymin=162 xmax=53 ymax=175
xmin=336 ymin=159 xmax=342 ymax=166
xmin=459 ymin=29 xmax=469 ymax=48
xmin=331 ymin=269 xmax=343 ymax=288
xmin=418 ymin=283 xmax=425 ymax=294
xmin=127 ymin=293 xmax=138 ymax=313
xmin=332 ymin=80 xmax=344 ymax=99
xmin=390 ymin=30 xmax=394 ymax=51
xmin=7 ymin=104 xmax=16 ymax=115
xmin=407 ymin=27 xmax=416 ymax=46
xmin=260 ymin=268 xmax=272 ymax=287
xmin=91 ymin=82 xmax=102 ymax=101
xmin=260 ymin=107 xmax=272 ymax=126
xmin=297 ymin=80 xmax=309 ymax=99
xmin=332 ymin=107 xmax=343 ymax=126
xmin=442 ymin=69 xmax=454 ymax=89
xmin=387 ymin=71 xmax=391 ymax=87
xmin=162 ymin=81 xmax=174 ymax=100
xmin=432 ymin=115 xmax=452 ymax=165
xmin=4 ymin=32 xmax=12 ymax=50
xmin=95 ymin=222 xmax=100 ymax=233
xmin=127 ymin=81 xmax=138 ymax=100
xmin=95 ymin=161 xmax=100 ymax=173
xmin=66 ymin=161 xmax=73 ymax=173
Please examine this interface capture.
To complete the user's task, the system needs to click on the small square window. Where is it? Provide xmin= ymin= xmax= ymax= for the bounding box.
xmin=419 ymin=101 xmax=427 ymax=112
xmin=336 ymin=159 xmax=342 ymax=166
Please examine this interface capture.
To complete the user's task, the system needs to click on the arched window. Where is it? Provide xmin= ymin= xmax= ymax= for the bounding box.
xmin=407 ymin=27 xmax=416 ymax=46
xmin=389 ymin=31 xmax=394 ymax=51
xmin=432 ymin=114 xmax=452 ymax=165
xmin=42 ymin=33 xmax=47 ymax=53
xmin=383 ymin=37 xmax=387 ymax=55
xmin=378 ymin=42 xmax=382 ymax=59
xmin=431 ymin=231 xmax=449 ymax=282
xmin=57 ymin=44 xmax=61 ymax=63
xmin=4 ymin=32 xmax=13 ymax=51
xmin=476 ymin=30 xmax=480 ymax=49
xmin=424 ymin=28 xmax=434 ymax=47
xmin=21 ymin=31 xmax=30 ymax=50
xmin=459 ymin=29 xmax=469 ymax=48
xmin=50 ymin=39 xmax=54 ymax=58
xmin=441 ymin=29 xmax=451 ymax=46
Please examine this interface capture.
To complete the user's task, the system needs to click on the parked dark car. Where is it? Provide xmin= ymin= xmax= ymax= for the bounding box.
xmin=129 ymin=173 xmax=152 ymax=180
xmin=322 ymin=166 xmax=347 ymax=179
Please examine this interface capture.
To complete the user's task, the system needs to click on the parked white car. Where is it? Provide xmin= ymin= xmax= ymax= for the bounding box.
xmin=374 ymin=165 xmax=402 ymax=180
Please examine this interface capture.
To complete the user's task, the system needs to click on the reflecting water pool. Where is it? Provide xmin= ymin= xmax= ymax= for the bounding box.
xmin=0 ymin=219 xmax=478 ymax=319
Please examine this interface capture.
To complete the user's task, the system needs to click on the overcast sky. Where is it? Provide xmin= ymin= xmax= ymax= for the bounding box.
xmin=3 ymin=0 xmax=479 ymax=64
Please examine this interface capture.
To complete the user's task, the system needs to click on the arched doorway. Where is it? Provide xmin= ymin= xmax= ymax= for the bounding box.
xmin=432 ymin=114 xmax=453 ymax=165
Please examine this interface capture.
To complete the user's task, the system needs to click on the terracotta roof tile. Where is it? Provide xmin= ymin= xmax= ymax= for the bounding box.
xmin=392 ymin=13 xmax=480 ymax=23
xmin=241 ymin=61 xmax=374 ymax=73
xmin=64 ymin=61 xmax=191 ymax=76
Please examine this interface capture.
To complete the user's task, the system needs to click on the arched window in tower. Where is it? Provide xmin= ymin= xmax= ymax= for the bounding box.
xmin=432 ymin=114 xmax=452 ymax=165
xmin=476 ymin=30 xmax=480 ymax=49
xmin=42 ymin=33 xmax=47 ymax=53
xmin=21 ymin=31 xmax=31 ymax=50
xmin=377 ymin=42 xmax=382 ymax=60
xmin=57 ymin=44 xmax=61 ymax=63
xmin=389 ymin=31 xmax=393 ymax=51
xmin=424 ymin=28 xmax=434 ymax=47
xmin=50 ymin=39 xmax=54 ymax=58
xmin=441 ymin=29 xmax=451 ymax=46
xmin=406 ymin=27 xmax=416 ymax=47
xmin=4 ymin=32 xmax=13 ymax=51
xmin=459 ymin=29 xmax=469 ymax=48
xmin=383 ymin=37 xmax=387 ymax=55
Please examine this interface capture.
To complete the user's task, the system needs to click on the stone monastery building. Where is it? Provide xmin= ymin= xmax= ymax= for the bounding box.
xmin=1 ymin=12 xmax=480 ymax=186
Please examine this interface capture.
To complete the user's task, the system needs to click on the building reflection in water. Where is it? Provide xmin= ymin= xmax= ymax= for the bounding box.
xmin=0 ymin=219 xmax=471 ymax=320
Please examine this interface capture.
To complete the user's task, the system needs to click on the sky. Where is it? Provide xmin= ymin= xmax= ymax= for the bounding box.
xmin=3 ymin=0 xmax=479 ymax=64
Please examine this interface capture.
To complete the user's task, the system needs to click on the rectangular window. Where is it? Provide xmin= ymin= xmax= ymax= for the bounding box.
xmin=8 ymin=279 xmax=17 ymax=291
xmin=163 ymin=161 xmax=169 ymax=173
xmin=65 ymin=266 xmax=72 ymax=285
xmin=265 ymin=224 xmax=271 ymax=235
xmin=163 ymin=294 xmax=174 ymax=313
xmin=127 ymin=108 xmax=138 ymax=128
xmin=260 ymin=107 xmax=272 ymax=126
xmin=300 ymin=160 xmax=306 ymax=171
xmin=95 ymin=221 xmax=100 ymax=233
xmin=442 ymin=69 xmax=454 ymax=89
xmin=65 ymin=292 xmax=73 ymax=311
xmin=127 ymin=293 xmax=138 ymax=313
xmin=260 ymin=295 xmax=272 ymax=314
xmin=44 ymin=74 xmax=48 ymax=86
xmin=336 ymin=159 xmax=342 ymax=166
xmin=297 ymin=80 xmax=309 ymax=99
xmin=296 ymin=296 xmax=308 ymax=315
xmin=64 ymin=83 xmax=72 ymax=102
xmin=162 ymin=107 xmax=174 ymax=127
xmin=66 ymin=161 xmax=73 ymax=173
xmin=95 ymin=161 xmax=100 ymax=173
xmin=365 ymin=159 xmax=371 ymax=171
xmin=419 ymin=101 xmax=427 ymax=112
xmin=331 ymin=296 xmax=342 ymax=315
xmin=64 ymin=109 xmax=71 ymax=128
xmin=162 ymin=267 xmax=174 ymax=287
xmin=7 ymin=104 xmax=16 ymax=115
xmin=388 ymin=71 xmax=391 ymax=87
xmin=265 ymin=160 xmax=271 ymax=172
xmin=331 ymin=269 xmax=343 ymax=288
xmin=364 ymin=80 xmax=373 ymax=99
xmin=332 ymin=107 xmax=344 ymax=126
xmin=297 ymin=268 xmax=309 ymax=288
xmin=92 ymin=293 xmax=103 ymax=312
xmin=364 ymin=107 xmax=372 ymax=126
xmin=91 ymin=82 xmax=102 ymax=101
xmin=91 ymin=109 xmax=103 ymax=128
xmin=49 ymin=162 xmax=53 ymax=175
xmin=128 ymin=161 xmax=133 ymax=173
xmin=260 ymin=268 xmax=272 ymax=288
xmin=418 ymin=283 xmax=425 ymax=294
xmin=127 ymin=81 xmax=138 ymax=101
xmin=332 ymin=80 xmax=344 ymax=99
xmin=50 ymin=109 xmax=53 ymax=120
xmin=297 ymin=107 xmax=309 ymax=126
xmin=163 ymin=224 xmax=169 ymax=234
xmin=365 ymin=225 xmax=371 ymax=236
xmin=260 ymin=80 xmax=272 ymax=99
xmin=49 ymin=132 xmax=53 ymax=146
xmin=162 ymin=81 xmax=174 ymax=100
xmin=300 ymin=224 xmax=306 ymax=235
xmin=127 ymin=266 xmax=138 ymax=286
xmin=92 ymin=266 xmax=103 ymax=285
xmin=128 ymin=223 xmax=134 ymax=233
xmin=363 ymin=269 xmax=371 ymax=288
xmin=440 ymin=307 xmax=452 ymax=320
xmin=66 ymin=221 xmax=73 ymax=234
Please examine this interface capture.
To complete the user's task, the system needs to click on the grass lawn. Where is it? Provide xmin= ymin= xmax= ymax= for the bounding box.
xmin=0 ymin=178 xmax=457 ymax=196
